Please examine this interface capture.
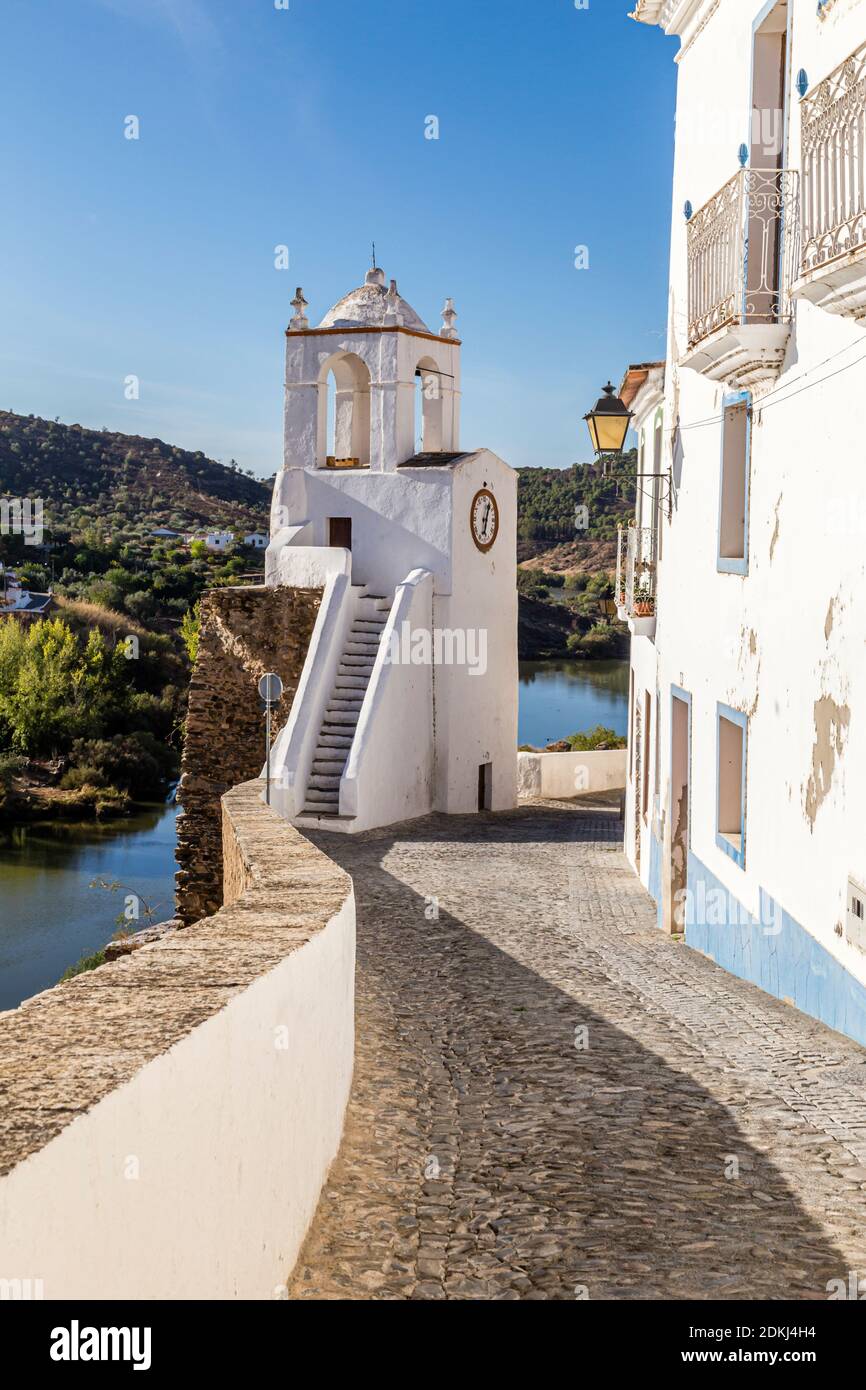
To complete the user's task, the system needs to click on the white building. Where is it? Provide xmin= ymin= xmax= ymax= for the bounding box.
xmin=0 ymin=569 xmax=52 ymax=621
xmin=204 ymin=531 xmax=235 ymax=552
xmin=622 ymin=0 xmax=866 ymax=1045
xmin=243 ymin=532 xmax=268 ymax=549
xmin=265 ymin=264 xmax=518 ymax=832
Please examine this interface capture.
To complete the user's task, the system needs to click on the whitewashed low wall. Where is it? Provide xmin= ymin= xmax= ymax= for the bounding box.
xmin=273 ymin=544 xmax=351 ymax=589
xmin=518 ymin=748 xmax=627 ymax=800
xmin=0 ymin=781 xmax=355 ymax=1300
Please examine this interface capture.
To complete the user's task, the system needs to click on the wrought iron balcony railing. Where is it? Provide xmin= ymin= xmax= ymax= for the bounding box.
xmin=616 ymin=525 xmax=657 ymax=625
xmin=686 ymin=167 xmax=800 ymax=350
xmin=801 ymin=40 xmax=866 ymax=277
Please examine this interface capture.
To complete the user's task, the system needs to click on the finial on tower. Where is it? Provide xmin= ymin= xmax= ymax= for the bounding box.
xmin=440 ymin=296 xmax=458 ymax=339
xmin=289 ymin=287 xmax=309 ymax=331
xmin=371 ymin=241 xmax=376 ymax=269
xmin=385 ymin=278 xmax=402 ymax=326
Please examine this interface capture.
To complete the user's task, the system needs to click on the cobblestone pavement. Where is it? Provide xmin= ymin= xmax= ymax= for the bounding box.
xmin=288 ymin=802 xmax=866 ymax=1300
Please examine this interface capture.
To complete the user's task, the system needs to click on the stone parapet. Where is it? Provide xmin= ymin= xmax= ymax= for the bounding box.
xmin=0 ymin=780 xmax=355 ymax=1298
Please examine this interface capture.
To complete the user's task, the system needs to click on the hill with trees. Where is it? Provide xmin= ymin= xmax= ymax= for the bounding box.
xmin=0 ymin=412 xmax=272 ymax=819
xmin=0 ymin=411 xmax=271 ymax=535
xmin=0 ymin=415 xmax=631 ymax=812
xmin=515 ymin=455 xmax=634 ymax=657
xmin=516 ymin=454 xmax=635 ymax=549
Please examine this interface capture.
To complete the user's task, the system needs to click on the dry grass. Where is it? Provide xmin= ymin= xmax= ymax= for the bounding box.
xmin=52 ymin=595 xmax=150 ymax=641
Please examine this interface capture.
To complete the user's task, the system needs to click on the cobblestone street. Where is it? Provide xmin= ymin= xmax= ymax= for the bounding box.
xmin=288 ymin=803 xmax=866 ymax=1300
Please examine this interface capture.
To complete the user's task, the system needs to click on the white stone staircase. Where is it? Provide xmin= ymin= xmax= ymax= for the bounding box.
xmin=302 ymin=592 xmax=391 ymax=818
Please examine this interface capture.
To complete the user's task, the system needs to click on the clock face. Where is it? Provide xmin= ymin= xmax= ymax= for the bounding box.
xmin=471 ymin=488 xmax=499 ymax=553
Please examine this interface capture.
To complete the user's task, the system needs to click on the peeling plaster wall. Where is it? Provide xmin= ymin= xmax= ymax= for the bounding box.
xmin=622 ymin=0 xmax=866 ymax=1033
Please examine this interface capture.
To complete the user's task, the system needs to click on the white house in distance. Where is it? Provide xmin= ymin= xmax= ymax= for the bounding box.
xmin=265 ymin=262 xmax=518 ymax=833
xmin=243 ymin=532 xmax=268 ymax=549
xmin=0 ymin=567 xmax=52 ymax=622
xmin=622 ymin=0 xmax=866 ymax=1046
xmin=204 ymin=530 xmax=235 ymax=552
xmin=185 ymin=530 xmax=235 ymax=551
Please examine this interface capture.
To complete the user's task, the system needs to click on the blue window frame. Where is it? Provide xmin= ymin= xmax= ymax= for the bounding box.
xmin=717 ymin=390 xmax=751 ymax=576
xmin=716 ymin=702 xmax=748 ymax=869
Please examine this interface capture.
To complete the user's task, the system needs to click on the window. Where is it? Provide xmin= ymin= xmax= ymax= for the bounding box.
xmin=636 ymin=437 xmax=645 ymax=529
xmin=654 ymin=685 xmax=661 ymax=800
xmin=415 ymin=358 xmax=444 ymax=453
xmin=328 ymin=518 xmax=352 ymax=551
xmin=628 ymin=669 xmax=635 ymax=779
xmin=653 ymin=416 xmax=664 ymax=564
xmin=747 ymin=0 xmax=788 ymax=323
xmin=478 ymin=762 xmax=492 ymax=812
xmin=716 ymin=704 xmax=747 ymax=868
xmin=718 ymin=393 xmax=751 ymax=573
xmin=642 ymin=691 xmax=652 ymax=821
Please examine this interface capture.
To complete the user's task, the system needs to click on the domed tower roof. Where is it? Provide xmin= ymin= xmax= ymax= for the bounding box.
xmin=318 ymin=266 xmax=431 ymax=333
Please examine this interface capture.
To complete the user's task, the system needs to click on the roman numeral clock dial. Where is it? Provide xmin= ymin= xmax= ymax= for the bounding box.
xmin=470 ymin=487 xmax=499 ymax=553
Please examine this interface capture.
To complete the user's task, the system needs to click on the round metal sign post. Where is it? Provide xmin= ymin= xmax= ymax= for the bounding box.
xmin=258 ymin=673 xmax=284 ymax=805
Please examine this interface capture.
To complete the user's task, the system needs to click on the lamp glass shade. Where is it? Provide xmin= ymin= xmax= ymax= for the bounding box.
xmin=584 ymin=382 xmax=633 ymax=457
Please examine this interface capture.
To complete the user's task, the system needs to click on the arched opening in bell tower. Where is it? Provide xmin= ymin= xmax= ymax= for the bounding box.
xmin=415 ymin=357 xmax=444 ymax=453
xmin=317 ymin=351 xmax=371 ymax=468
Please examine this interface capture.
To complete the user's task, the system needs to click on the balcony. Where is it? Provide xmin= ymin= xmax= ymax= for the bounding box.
xmin=683 ymin=167 xmax=799 ymax=387
xmin=616 ymin=525 xmax=657 ymax=639
xmin=793 ymin=41 xmax=866 ymax=319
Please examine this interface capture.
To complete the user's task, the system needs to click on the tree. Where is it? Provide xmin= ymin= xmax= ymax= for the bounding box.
xmin=0 ymin=618 xmax=128 ymax=756
xmin=180 ymin=602 xmax=201 ymax=664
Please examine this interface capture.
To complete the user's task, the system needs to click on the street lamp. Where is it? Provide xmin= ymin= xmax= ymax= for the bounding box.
xmin=258 ymin=671 xmax=284 ymax=806
xmin=599 ymin=595 xmax=618 ymax=620
xmin=583 ymin=382 xmax=633 ymax=458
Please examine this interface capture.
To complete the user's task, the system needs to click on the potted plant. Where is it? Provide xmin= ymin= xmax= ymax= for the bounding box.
xmin=633 ymin=593 xmax=655 ymax=618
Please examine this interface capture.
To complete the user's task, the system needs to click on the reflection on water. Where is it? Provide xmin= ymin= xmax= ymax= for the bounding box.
xmin=518 ymin=659 xmax=629 ymax=748
xmin=0 ymin=804 xmax=178 ymax=1012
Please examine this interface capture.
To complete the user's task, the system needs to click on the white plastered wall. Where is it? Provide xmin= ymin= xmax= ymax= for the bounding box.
xmin=643 ymin=0 xmax=866 ymax=975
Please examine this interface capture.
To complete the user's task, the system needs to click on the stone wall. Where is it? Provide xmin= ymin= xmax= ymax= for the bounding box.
xmin=177 ymin=584 xmax=321 ymax=924
xmin=0 ymin=780 xmax=356 ymax=1299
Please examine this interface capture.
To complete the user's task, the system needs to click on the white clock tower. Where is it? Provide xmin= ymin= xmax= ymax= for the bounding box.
xmin=265 ymin=261 xmax=517 ymax=832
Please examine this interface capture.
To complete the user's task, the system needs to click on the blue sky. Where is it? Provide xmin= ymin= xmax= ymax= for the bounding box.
xmin=0 ymin=0 xmax=677 ymax=475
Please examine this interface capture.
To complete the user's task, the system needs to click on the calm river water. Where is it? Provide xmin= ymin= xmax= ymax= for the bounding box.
xmin=0 ymin=803 xmax=179 ymax=1012
xmin=518 ymin=658 xmax=629 ymax=748
xmin=0 ymin=660 xmax=628 ymax=1012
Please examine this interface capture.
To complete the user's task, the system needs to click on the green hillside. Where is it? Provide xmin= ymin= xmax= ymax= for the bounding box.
xmin=516 ymin=453 xmax=636 ymax=546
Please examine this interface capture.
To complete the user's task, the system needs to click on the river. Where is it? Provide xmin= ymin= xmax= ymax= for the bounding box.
xmin=518 ymin=658 xmax=629 ymax=748
xmin=0 ymin=803 xmax=179 ymax=1012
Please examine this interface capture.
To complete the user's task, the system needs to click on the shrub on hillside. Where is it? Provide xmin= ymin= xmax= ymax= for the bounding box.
xmin=68 ymin=733 xmax=173 ymax=800
xmin=567 ymin=623 xmax=621 ymax=659
xmin=564 ymin=725 xmax=627 ymax=751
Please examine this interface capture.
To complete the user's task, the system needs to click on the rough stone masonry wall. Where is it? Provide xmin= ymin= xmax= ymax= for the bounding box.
xmin=177 ymin=584 xmax=322 ymax=924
